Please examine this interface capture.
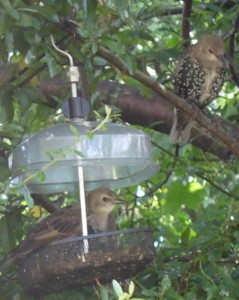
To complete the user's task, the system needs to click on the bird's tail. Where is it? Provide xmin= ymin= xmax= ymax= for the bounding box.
xmin=169 ymin=108 xmax=194 ymax=143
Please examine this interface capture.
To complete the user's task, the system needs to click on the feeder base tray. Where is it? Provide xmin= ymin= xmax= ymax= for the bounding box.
xmin=19 ymin=229 xmax=155 ymax=296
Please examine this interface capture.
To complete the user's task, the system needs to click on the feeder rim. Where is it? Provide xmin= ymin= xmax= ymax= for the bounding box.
xmin=50 ymin=228 xmax=153 ymax=246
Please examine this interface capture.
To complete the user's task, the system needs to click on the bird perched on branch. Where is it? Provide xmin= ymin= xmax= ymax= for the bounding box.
xmin=0 ymin=188 xmax=125 ymax=272
xmin=170 ymin=34 xmax=225 ymax=143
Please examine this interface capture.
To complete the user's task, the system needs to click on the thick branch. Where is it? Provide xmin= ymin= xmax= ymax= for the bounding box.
xmin=98 ymin=81 xmax=231 ymax=160
xmin=37 ymin=76 xmax=234 ymax=160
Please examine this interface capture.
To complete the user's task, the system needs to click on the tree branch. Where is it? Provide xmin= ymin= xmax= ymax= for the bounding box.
xmin=32 ymin=194 xmax=64 ymax=213
xmin=98 ymin=81 xmax=231 ymax=160
xmin=38 ymin=77 xmax=234 ymax=160
xmin=182 ymin=0 xmax=192 ymax=48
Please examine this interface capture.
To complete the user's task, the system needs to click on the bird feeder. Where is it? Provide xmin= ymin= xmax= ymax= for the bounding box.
xmin=9 ymin=37 xmax=159 ymax=296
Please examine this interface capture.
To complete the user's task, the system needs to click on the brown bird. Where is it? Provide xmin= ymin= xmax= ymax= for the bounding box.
xmin=0 ymin=188 xmax=125 ymax=272
xmin=170 ymin=35 xmax=225 ymax=143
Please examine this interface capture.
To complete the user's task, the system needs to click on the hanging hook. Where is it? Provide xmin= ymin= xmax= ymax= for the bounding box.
xmin=50 ymin=35 xmax=73 ymax=67
xmin=50 ymin=35 xmax=80 ymax=99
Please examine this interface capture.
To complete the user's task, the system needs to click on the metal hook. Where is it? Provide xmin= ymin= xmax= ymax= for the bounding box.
xmin=50 ymin=35 xmax=80 ymax=99
xmin=50 ymin=35 xmax=73 ymax=67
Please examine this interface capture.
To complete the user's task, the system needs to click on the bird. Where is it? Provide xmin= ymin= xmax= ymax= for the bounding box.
xmin=169 ymin=34 xmax=225 ymax=143
xmin=0 ymin=188 xmax=125 ymax=272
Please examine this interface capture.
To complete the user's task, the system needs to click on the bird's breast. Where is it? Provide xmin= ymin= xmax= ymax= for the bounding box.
xmin=88 ymin=213 xmax=108 ymax=233
xmin=199 ymin=68 xmax=224 ymax=106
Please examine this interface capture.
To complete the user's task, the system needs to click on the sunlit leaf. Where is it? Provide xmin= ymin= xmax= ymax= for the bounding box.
xmin=164 ymin=181 xmax=205 ymax=214
xmin=70 ymin=124 xmax=80 ymax=137
xmin=128 ymin=281 xmax=135 ymax=296
xmin=112 ymin=279 xmax=124 ymax=297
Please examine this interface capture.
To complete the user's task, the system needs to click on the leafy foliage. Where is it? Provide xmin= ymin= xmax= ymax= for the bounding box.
xmin=1 ymin=0 xmax=239 ymax=299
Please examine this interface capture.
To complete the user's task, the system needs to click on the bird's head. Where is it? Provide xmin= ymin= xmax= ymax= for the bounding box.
xmin=86 ymin=188 xmax=125 ymax=215
xmin=192 ymin=35 xmax=225 ymax=68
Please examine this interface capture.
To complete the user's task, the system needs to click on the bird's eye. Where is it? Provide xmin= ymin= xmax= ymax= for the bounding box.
xmin=102 ymin=196 xmax=108 ymax=202
xmin=208 ymin=49 xmax=213 ymax=54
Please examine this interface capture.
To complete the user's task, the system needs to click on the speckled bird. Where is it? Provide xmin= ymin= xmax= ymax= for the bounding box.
xmin=170 ymin=35 xmax=225 ymax=143
xmin=0 ymin=188 xmax=125 ymax=272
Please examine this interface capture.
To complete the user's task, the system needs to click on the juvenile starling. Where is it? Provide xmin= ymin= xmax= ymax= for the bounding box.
xmin=0 ymin=188 xmax=125 ymax=271
xmin=170 ymin=35 xmax=225 ymax=143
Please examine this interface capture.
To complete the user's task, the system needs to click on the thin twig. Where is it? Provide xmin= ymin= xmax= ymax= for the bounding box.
xmin=197 ymin=172 xmax=239 ymax=201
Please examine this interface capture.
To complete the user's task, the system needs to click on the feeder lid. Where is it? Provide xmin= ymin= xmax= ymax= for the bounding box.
xmin=10 ymin=121 xmax=159 ymax=193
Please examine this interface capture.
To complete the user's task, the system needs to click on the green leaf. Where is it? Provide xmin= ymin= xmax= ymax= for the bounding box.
xmin=181 ymin=227 xmax=191 ymax=246
xmin=1 ymin=0 xmax=19 ymax=19
xmin=116 ymin=0 xmax=129 ymax=20
xmin=125 ymin=54 xmax=137 ymax=75
xmin=0 ymin=216 xmax=13 ymax=251
xmin=128 ymin=281 xmax=135 ymax=296
xmin=112 ymin=279 xmax=124 ymax=297
xmin=23 ymin=186 xmax=34 ymax=208
xmin=92 ymin=42 xmax=98 ymax=54
xmin=4 ymin=123 xmax=24 ymax=138
xmin=74 ymin=150 xmax=84 ymax=157
xmin=5 ymin=31 xmax=14 ymax=52
xmin=87 ymin=131 xmax=94 ymax=139
xmin=135 ymin=30 xmax=155 ymax=42
xmin=103 ymin=39 xmax=125 ymax=54
xmin=161 ymin=275 xmax=171 ymax=291
xmin=164 ymin=181 xmax=205 ymax=214
xmin=36 ymin=171 xmax=46 ymax=183
xmin=0 ymin=157 xmax=11 ymax=181
xmin=70 ymin=124 xmax=80 ymax=137
xmin=0 ymin=95 xmax=14 ymax=123
xmin=99 ymin=285 xmax=109 ymax=300
xmin=104 ymin=105 xmax=111 ymax=116
xmin=37 ymin=6 xmax=60 ymax=22
xmin=16 ymin=13 xmax=39 ymax=28
xmin=119 ymin=293 xmax=129 ymax=300
xmin=45 ymin=51 xmax=58 ymax=78
xmin=84 ymin=0 xmax=98 ymax=29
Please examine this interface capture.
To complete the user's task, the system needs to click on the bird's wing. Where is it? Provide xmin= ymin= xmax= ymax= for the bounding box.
xmin=0 ymin=204 xmax=82 ymax=271
xmin=27 ymin=204 xmax=81 ymax=241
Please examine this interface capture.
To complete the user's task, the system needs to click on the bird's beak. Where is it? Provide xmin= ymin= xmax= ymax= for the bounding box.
xmin=113 ymin=198 xmax=126 ymax=205
xmin=219 ymin=53 xmax=226 ymax=64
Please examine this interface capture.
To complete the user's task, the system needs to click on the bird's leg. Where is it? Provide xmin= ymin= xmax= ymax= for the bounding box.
xmin=192 ymin=104 xmax=200 ymax=120
xmin=211 ymin=115 xmax=222 ymax=130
